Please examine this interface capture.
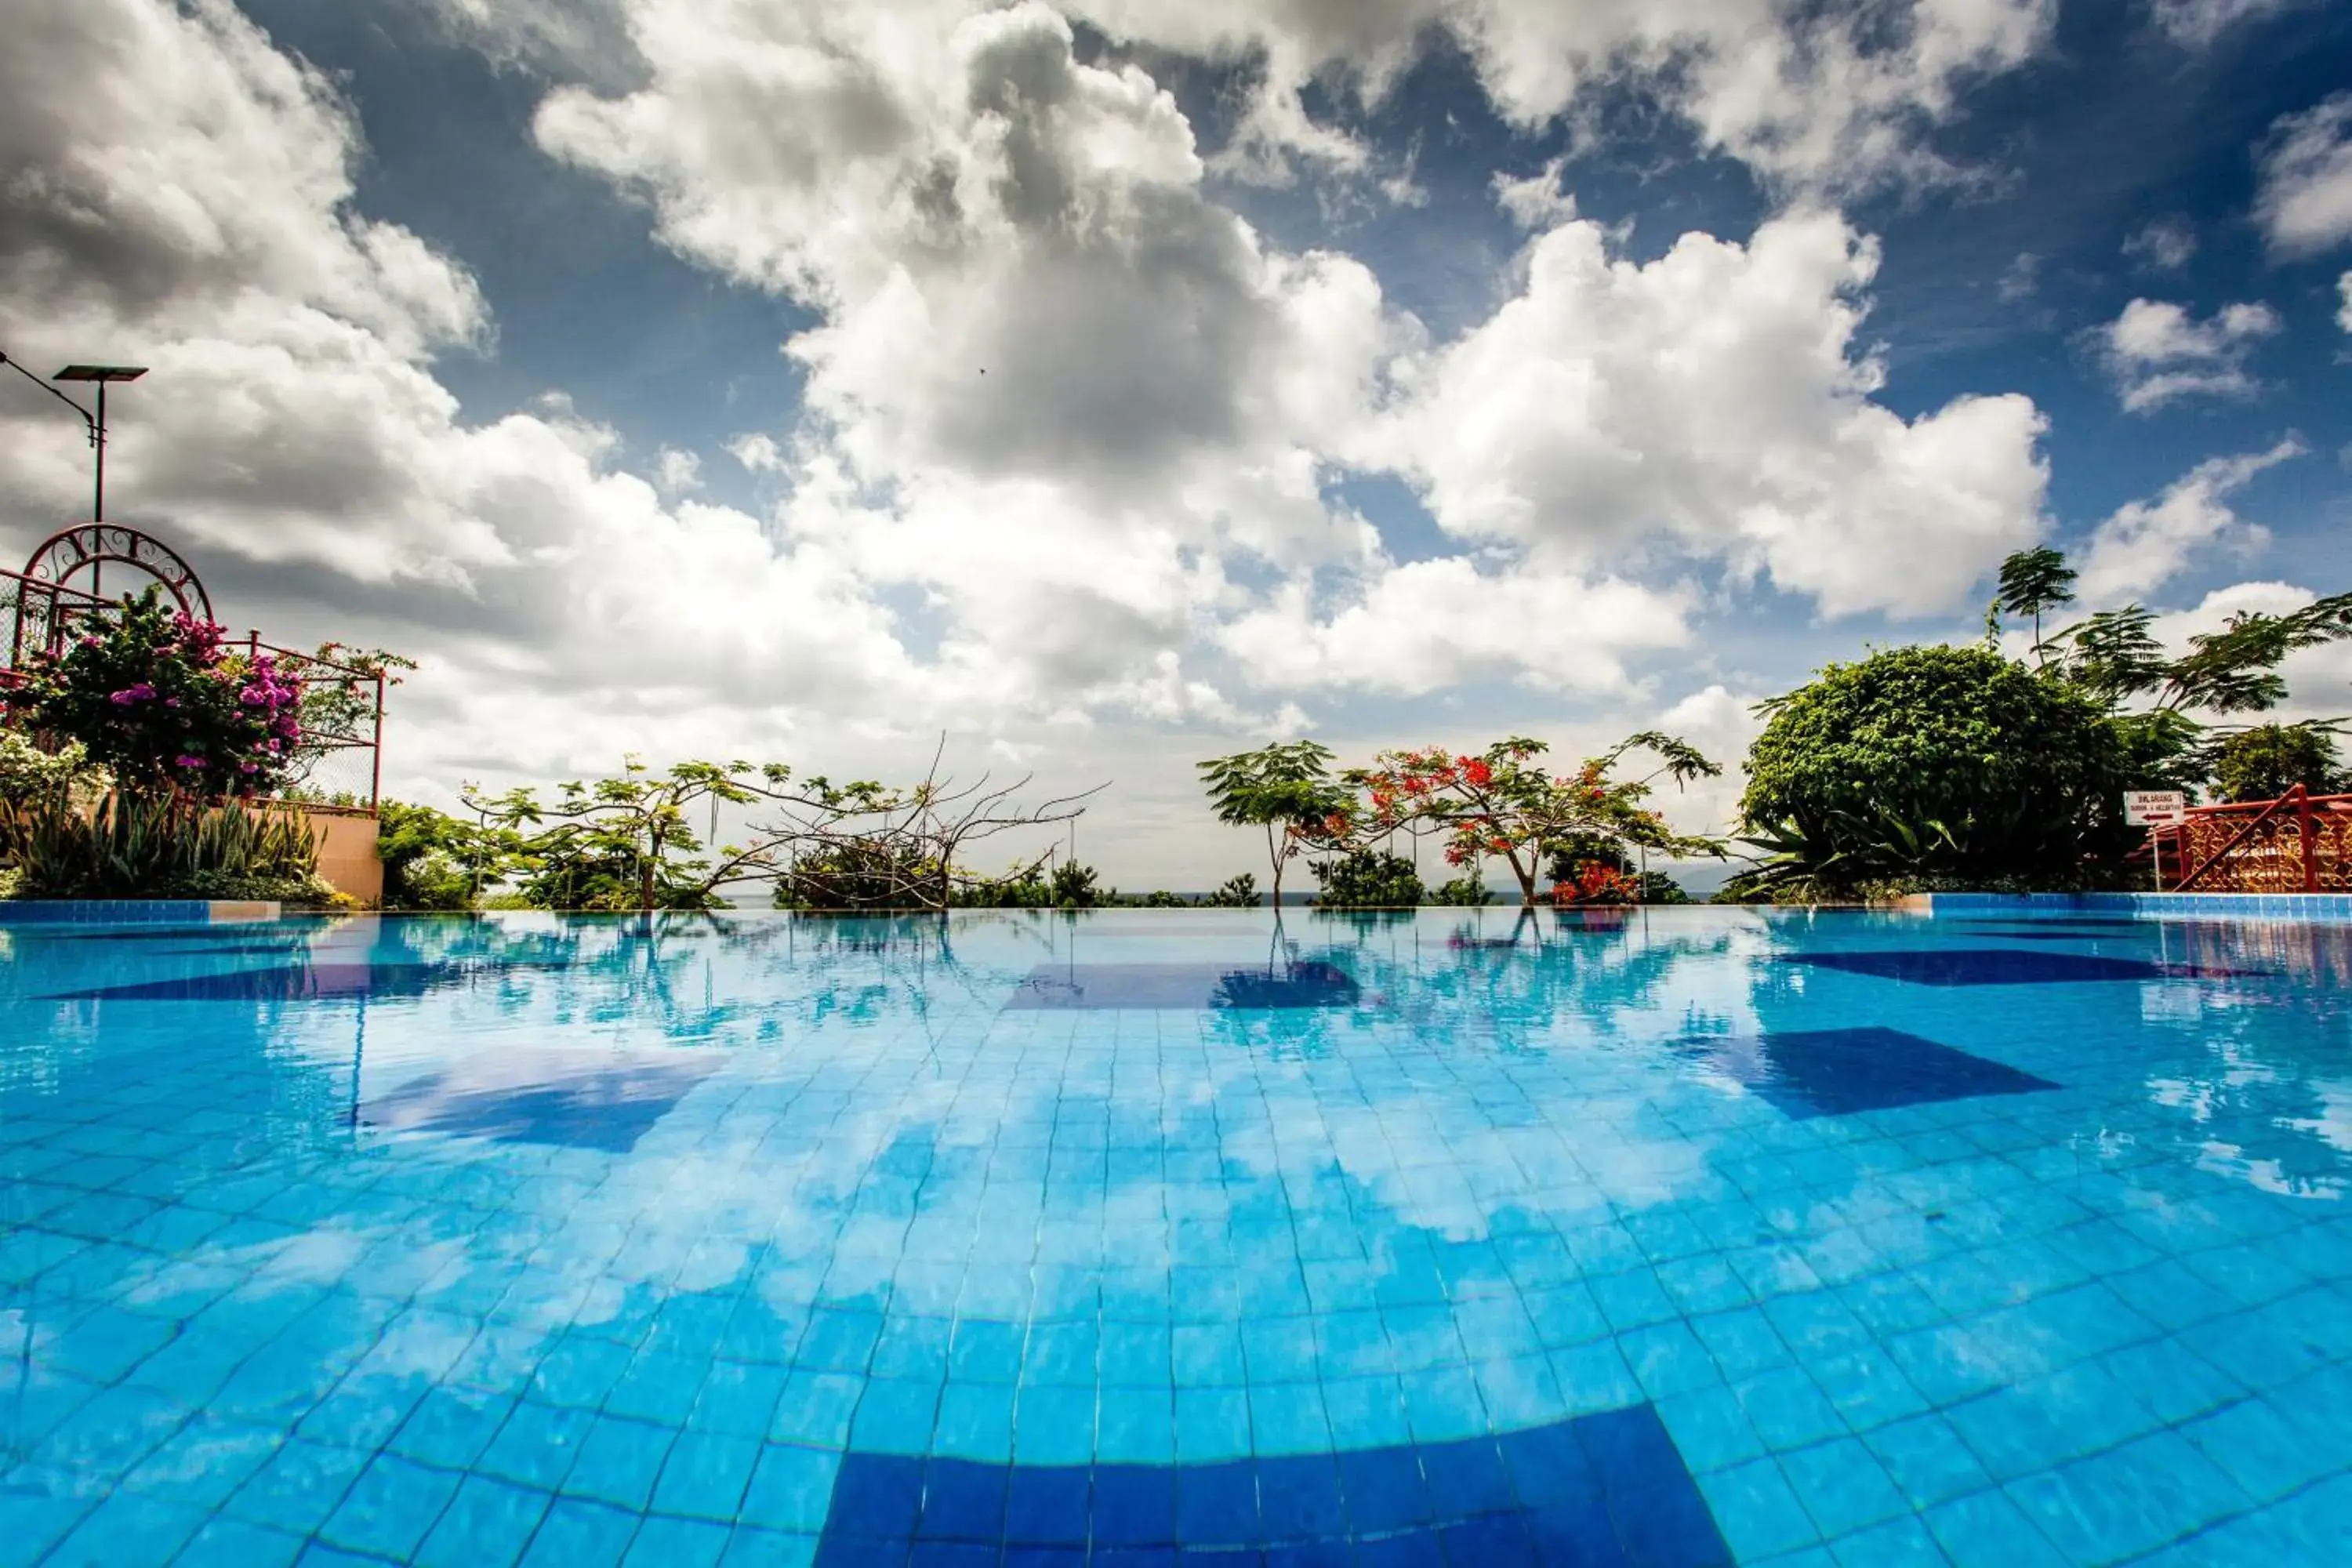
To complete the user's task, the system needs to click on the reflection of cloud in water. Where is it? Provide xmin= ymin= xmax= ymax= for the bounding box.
xmin=360 ymin=1046 xmax=723 ymax=1152
xmin=27 ymin=906 xmax=2352 ymax=1494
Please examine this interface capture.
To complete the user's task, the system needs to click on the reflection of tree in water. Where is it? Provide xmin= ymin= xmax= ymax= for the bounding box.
xmin=1196 ymin=909 xmax=1740 ymax=1058
xmin=2130 ymin=927 xmax=2352 ymax=1200
xmin=1733 ymin=915 xmax=2352 ymax=1202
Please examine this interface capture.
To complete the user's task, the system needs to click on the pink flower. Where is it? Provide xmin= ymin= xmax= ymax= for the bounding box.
xmin=176 ymin=754 xmax=205 ymax=769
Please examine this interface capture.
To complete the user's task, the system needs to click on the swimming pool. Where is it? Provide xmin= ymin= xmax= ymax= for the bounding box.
xmin=2 ymin=907 xmax=2348 ymax=1566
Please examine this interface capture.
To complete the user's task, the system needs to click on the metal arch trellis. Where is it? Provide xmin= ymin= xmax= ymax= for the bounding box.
xmin=20 ymin=523 xmax=213 ymax=623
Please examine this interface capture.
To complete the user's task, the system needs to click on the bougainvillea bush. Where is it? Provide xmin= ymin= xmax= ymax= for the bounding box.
xmin=15 ymin=588 xmax=303 ymax=799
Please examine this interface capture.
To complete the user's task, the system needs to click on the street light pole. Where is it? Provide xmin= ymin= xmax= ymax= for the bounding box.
xmin=52 ymin=364 xmax=148 ymax=528
xmin=2 ymin=352 xmax=149 ymax=603
xmin=0 ymin=351 xmax=148 ymax=525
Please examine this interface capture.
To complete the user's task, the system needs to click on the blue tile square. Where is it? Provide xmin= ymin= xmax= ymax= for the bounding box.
xmin=626 ymin=1515 xmax=734 ymax=1568
xmin=1335 ymin=1444 xmax=1432 ymax=1532
xmin=568 ymin=1414 xmax=677 ymax=1511
xmin=655 ymin=1432 xmax=764 ymax=1522
xmin=1174 ymin=1458 xmax=1259 ymax=1546
xmin=1254 ymin=1454 xmax=1345 ymax=1540
xmin=1682 ymin=1028 xmax=2057 ymax=1119
xmin=1094 ymin=1465 xmax=1178 ymax=1547
xmin=919 ymin=1457 xmax=1008 ymax=1541
xmin=1419 ymin=1436 xmax=1517 ymax=1519
xmin=1004 ymin=1465 xmax=1090 ymax=1544
xmin=521 ymin=1497 xmax=641 ymax=1568
xmin=318 ymin=1453 xmax=463 ymax=1561
xmin=826 ymin=1452 xmax=925 ymax=1542
xmin=414 ymin=1475 xmax=550 ymax=1568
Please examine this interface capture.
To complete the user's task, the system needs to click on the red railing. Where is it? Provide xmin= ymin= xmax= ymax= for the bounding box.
xmin=0 ymin=565 xmax=384 ymax=811
xmin=2157 ymin=785 xmax=2352 ymax=893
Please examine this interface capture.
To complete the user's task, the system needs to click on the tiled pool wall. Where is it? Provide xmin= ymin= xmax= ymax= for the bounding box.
xmin=1901 ymin=892 xmax=2352 ymax=923
xmin=0 ymin=899 xmax=281 ymax=925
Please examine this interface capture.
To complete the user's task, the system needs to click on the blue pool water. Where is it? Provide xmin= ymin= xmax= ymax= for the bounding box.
xmin=3 ymin=907 xmax=2350 ymax=1566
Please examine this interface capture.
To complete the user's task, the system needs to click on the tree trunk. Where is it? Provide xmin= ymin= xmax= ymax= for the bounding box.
xmin=1508 ymin=848 xmax=1538 ymax=907
xmin=1266 ymin=820 xmax=1283 ymax=910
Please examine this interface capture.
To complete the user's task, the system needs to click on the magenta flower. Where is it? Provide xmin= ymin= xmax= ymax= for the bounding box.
xmin=176 ymin=754 xmax=205 ymax=769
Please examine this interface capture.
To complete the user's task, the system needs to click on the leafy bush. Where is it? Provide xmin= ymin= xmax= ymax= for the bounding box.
xmin=13 ymin=588 xmax=303 ymax=799
xmin=1050 ymin=862 xmax=1103 ymax=909
xmin=1201 ymin=873 xmax=1259 ymax=908
xmin=1310 ymin=850 xmax=1425 ymax=908
xmin=0 ymin=795 xmax=328 ymax=902
xmin=1544 ymin=833 xmax=1689 ymax=904
xmin=1739 ymin=644 xmax=2138 ymax=896
xmin=2209 ymin=724 xmax=2344 ymax=803
xmin=0 ymin=731 xmax=107 ymax=811
xmin=376 ymin=800 xmax=518 ymax=910
xmin=1429 ymin=874 xmax=1493 ymax=906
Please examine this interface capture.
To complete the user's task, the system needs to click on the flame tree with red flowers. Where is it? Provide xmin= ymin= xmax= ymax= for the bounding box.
xmin=1340 ymin=732 xmax=1726 ymax=908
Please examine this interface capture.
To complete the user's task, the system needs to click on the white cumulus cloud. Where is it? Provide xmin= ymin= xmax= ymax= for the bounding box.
xmin=2098 ymin=298 xmax=2281 ymax=412
xmin=2078 ymin=439 xmax=2303 ymax=603
xmin=2256 ymin=95 xmax=2352 ymax=257
xmin=1374 ymin=209 xmax=2050 ymax=617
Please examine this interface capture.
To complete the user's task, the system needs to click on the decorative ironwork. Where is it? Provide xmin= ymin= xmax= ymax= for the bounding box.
xmin=2162 ymin=786 xmax=2352 ymax=894
xmin=21 ymin=524 xmax=213 ymax=622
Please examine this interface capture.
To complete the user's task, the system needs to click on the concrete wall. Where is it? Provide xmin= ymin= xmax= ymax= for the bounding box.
xmin=303 ymin=807 xmax=382 ymax=905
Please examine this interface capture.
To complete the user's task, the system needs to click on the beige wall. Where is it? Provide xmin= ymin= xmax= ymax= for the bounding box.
xmin=303 ymin=808 xmax=382 ymax=905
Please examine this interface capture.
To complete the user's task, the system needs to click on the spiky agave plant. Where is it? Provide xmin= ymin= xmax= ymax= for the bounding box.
xmin=0 ymin=795 xmax=322 ymax=900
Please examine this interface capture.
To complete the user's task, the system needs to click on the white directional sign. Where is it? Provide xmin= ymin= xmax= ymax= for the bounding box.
xmin=2124 ymin=790 xmax=2187 ymax=826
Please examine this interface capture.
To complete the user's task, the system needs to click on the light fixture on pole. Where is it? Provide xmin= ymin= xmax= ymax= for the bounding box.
xmin=50 ymin=364 xmax=148 ymax=527
xmin=1 ymin=351 xmax=149 ymax=603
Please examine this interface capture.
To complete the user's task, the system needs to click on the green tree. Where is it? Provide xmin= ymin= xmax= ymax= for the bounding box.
xmin=471 ymin=757 xmax=791 ymax=912
xmin=1196 ymin=741 xmax=1348 ymax=909
xmin=1202 ymin=872 xmax=1260 ymax=908
xmin=1991 ymin=546 xmax=2352 ymax=802
xmin=376 ymin=800 xmax=522 ymax=909
xmin=2209 ymin=723 xmax=2344 ymax=804
xmin=1998 ymin=546 xmax=2078 ymax=664
xmin=1051 ymin=860 xmax=1104 ymax=909
xmin=1429 ymin=873 xmax=1493 ymax=906
xmin=1309 ymin=850 xmax=1424 ymax=908
xmin=1738 ymin=644 xmax=2136 ymax=895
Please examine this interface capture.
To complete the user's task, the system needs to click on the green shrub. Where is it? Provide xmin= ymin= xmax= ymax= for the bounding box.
xmin=1429 ymin=874 xmax=1493 ymax=906
xmin=1740 ymin=644 xmax=2138 ymax=895
xmin=0 ymin=731 xmax=108 ymax=811
xmin=1310 ymin=849 xmax=1425 ymax=908
xmin=1201 ymin=873 xmax=1260 ymax=908
xmin=2209 ymin=724 xmax=2344 ymax=804
xmin=376 ymin=800 xmax=518 ymax=910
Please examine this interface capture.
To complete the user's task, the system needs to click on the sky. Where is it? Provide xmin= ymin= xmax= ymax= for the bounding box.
xmin=2 ymin=0 xmax=2349 ymax=891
